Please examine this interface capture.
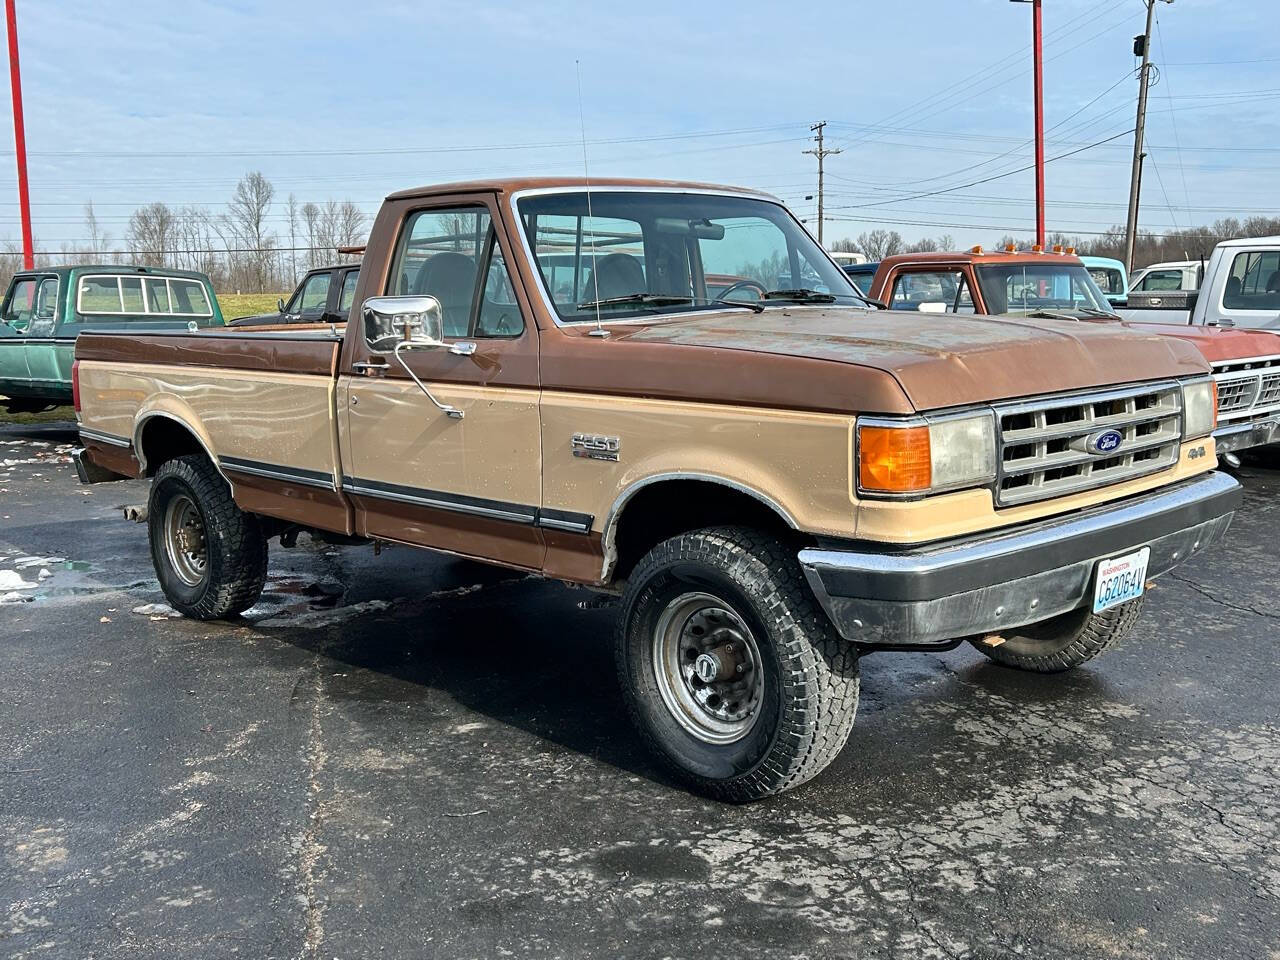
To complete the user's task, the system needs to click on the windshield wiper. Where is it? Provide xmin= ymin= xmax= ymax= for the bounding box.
xmin=763 ymin=288 xmax=838 ymax=304
xmin=1076 ymin=305 xmax=1121 ymax=319
xmin=575 ymin=293 xmax=764 ymax=314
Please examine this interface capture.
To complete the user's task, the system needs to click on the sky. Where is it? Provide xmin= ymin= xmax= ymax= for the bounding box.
xmin=1 ymin=0 xmax=1277 ymax=253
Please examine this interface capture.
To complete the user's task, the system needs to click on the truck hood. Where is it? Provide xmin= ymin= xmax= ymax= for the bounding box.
xmin=1131 ymin=322 xmax=1280 ymax=364
xmin=619 ymin=307 xmax=1209 ymax=410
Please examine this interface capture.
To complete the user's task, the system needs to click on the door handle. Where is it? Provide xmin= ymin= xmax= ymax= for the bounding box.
xmin=352 ymin=360 xmax=390 ymax=376
xmin=449 ymin=341 xmax=477 ymax=356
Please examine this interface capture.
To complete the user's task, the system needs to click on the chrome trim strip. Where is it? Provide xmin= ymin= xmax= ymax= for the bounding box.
xmin=220 ymin=456 xmax=337 ymax=491
xmin=343 ymin=477 xmax=537 ymax=525
xmin=538 ymin=515 xmax=594 ymax=534
xmin=78 ymin=426 xmax=131 ymax=448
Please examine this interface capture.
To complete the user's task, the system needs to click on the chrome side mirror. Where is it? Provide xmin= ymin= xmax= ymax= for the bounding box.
xmin=360 ymin=295 xmax=463 ymax=420
xmin=362 ymin=295 xmax=446 ymax=352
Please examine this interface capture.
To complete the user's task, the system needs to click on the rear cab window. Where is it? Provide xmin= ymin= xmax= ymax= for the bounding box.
xmin=887 ymin=269 xmax=974 ymax=313
xmin=73 ymin=273 xmax=215 ymax=326
xmin=1137 ymin=269 xmax=1185 ymax=291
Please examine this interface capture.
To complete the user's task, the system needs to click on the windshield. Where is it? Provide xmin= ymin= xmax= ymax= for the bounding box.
xmin=516 ymin=191 xmax=862 ymax=323
xmin=975 ymin=263 xmax=1115 ymax=315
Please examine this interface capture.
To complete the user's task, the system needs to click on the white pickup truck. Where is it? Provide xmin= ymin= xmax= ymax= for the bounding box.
xmin=1120 ymin=236 xmax=1280 ymax=455
xmin=1119 ymin=236 xmax=1280 ymax=331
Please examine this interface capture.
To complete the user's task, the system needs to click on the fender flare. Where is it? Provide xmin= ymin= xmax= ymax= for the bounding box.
xmin=132 ymin=407 xmax=227 ymax=482
xmin=600 ymin=471 xmax=799 ymax=581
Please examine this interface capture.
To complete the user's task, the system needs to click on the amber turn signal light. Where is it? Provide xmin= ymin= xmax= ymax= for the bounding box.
xmin=858 ymin=425 xmax=932 ymax=493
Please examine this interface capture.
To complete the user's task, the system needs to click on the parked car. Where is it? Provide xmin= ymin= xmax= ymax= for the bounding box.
xmin=867 ymin=249 xmax=1280 ymax=456
xmin=1080 ymin=255 xmax=1128 ymax=307
xmin=0 ymin=265 xmax=223 ymax=413
xmin=1128 ymin=258 xmax=1202 ymax=295
xmin=73 ymin=177 xmax=1238 ymax=801
xmin=842 ymin=261 xmax=879 ymax=295
xmin=230 ymin=263 xmax=361 ymax=326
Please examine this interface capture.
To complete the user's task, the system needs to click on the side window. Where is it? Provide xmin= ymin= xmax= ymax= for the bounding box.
xmin=1138 ymin=269 xmax=1183 ymax=291
xmin=391 ymin=206 xmax=490 ymax=337
xmin=1224 ymin=251 xmax=1280 ymax=310
xmin=2 ymin=278 xmax=37 ymax=330
xmin=475 ymin=238 xmax=523 ymax=337
xmin=298 ymin=272 xmax=332 ymax=314
xmin=888 ymin=270 xmax=970 ymax=313
xmin=339 ymin=270 xmax=360 ymax=314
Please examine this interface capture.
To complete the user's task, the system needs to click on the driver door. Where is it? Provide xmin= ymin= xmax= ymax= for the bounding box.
xmin=339 ymin=197 xmax=544 ymax=569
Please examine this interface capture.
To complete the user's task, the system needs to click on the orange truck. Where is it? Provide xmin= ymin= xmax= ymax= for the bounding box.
xmin=72 ymin=179 xmax=1239 ymax=801
xmin=868 ymin=248 xmax=1280 ymax=459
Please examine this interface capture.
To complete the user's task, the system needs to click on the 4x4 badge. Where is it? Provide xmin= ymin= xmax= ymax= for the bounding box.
xmin=572 ymin=433 xmax=620 ymax=462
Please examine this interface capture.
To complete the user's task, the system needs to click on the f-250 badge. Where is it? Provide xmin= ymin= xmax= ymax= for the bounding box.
xmin=572 ymin=433 xmax=620 ymax=461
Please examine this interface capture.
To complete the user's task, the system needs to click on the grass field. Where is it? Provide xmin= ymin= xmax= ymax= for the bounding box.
xmin=216 ymin=293 xmax=287 ymax=320
xmin=0 ymin=404 xmax=75 ymax=424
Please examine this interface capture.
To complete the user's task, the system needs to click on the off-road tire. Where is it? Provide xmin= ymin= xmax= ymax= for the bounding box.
xmin=968 ymin=598 xmax=1145 ymax=674
xmin=147 ymin=454 xmax=267 ymax=620
xmin=615 ymin=526 xmax=859 ymax=802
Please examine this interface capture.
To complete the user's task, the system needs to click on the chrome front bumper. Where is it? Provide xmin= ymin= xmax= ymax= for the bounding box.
xmin=1215 ymin=417 xmax=1280 ymax=455
xmin=799 ymin=471 xmax=1241 ymax=649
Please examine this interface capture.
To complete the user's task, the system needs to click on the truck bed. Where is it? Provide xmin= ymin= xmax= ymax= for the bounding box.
xmin=74 ymin=325 xmax=350 ymax=532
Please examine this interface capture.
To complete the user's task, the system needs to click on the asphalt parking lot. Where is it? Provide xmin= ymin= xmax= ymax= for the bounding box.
xmin=1 ymin=419 xmax=1277 ymax=960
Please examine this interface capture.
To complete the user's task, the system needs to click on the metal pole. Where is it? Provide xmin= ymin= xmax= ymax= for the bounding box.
xmin=4 ymin=0 xmax=31 ymax=268
xmin=1032 ymin=0 xmax=1045 ymax=247
xmin=803 ymin=121 xmax=841 ymax=246
xmin=1124 ymin=0 xmax=1156 ymax=276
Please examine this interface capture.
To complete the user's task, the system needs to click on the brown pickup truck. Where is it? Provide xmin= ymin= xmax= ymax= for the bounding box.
xmin=72 ymin=177 xmax=1240 ymax=801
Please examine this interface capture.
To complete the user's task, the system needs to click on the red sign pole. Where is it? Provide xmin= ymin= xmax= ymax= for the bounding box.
xmin=5 ymin=0 xmax=33 ymax=268
xmin=1032 ymin=0 xmax=1045 ymax=247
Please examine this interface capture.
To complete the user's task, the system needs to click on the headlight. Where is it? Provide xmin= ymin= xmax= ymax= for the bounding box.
xmin=858 ymin=413 xmax=997 ymax=496
xmin=1181 ymin=378 xmax=1216 ymax=440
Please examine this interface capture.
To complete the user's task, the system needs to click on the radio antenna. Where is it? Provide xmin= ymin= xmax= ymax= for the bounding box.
xmin=576 ymin=59 xmax=608 ymax=338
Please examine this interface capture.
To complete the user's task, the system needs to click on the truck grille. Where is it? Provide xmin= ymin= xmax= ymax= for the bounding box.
xmin=1213 ymin=356 xmax=1280 ymax=424
xmin=994 ymin=381 xmax=1183 ymax=507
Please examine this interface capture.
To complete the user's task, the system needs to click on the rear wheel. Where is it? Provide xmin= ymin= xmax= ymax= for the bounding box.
xmin=968 ymin=599 xmax=1144 ymax=674
xmin=616 ymin=526 xmax=860 ymax=802
xmin=147 ymin=454 xmax=267 ymax=620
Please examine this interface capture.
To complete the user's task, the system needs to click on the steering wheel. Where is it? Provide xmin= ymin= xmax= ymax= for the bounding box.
xmin=714 ymin=279 xmax=767 ymax=302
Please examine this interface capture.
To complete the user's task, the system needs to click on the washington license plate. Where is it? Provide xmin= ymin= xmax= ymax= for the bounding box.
xmin=1092 ymin=547 xmax=1151 ymax=613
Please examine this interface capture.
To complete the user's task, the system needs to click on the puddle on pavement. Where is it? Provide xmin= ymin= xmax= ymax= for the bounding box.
xmin=241 ymin=575 xmax=348 ymax=624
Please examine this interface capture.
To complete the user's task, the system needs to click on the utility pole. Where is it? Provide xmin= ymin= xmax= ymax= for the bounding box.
xmin=1124 ymin=0 xmax=1170 ymax=275
xmin=803 ymin=121 xmax=841 ymax=246
xmin=1010 ymin=0 xmax=1046 ymax=246
xmin=4 ymin=0 xmax=32 ymax=269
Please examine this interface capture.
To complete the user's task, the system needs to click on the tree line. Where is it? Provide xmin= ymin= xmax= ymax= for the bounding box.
xmin=0 ymin=171 xmax=367 ymax=294
xmin=830 ymin=215 xmax=1280 ymax=268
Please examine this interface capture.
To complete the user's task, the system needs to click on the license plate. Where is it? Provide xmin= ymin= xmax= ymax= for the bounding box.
xmin=1092 ymin=547 xmax=1151 ymax=613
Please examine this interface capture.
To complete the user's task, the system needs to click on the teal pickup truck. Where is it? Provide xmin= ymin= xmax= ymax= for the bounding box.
xmin=0 ymin=265 xmax=224 ymax=412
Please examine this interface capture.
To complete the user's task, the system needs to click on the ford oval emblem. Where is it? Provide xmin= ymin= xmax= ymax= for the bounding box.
xmin=1087 ymin=429 xmax=1124 ymax=455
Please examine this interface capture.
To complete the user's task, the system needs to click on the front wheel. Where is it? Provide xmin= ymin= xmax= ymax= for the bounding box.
xmin=615 ymin=526 xmax=859 ymax=802
xmin=147 ymin=454 xmax=267 ymax=620
xmin=968 ymin=598 xmax=1145 ymax=674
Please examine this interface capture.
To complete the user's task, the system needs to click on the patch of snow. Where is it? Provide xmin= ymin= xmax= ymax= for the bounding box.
xmin=0 ymin=570 xmax=36 ymax=590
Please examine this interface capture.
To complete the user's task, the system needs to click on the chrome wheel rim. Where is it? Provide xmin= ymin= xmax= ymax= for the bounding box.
xmin=163 ymin=494 xmax=208 ymax=587
xmin=652 ymin=592 xmax=763 ymax=745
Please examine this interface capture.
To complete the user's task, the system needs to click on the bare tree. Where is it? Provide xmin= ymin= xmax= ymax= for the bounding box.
xmin=84 ymin=202 xmax=112 ymax=260
xmin=301 ymin=202 xmax=321 ymax=270
xmin=223 ymin=171 xmax=277 ymax=292
xmin=855 ymin=229 xmax=904 ymax=261
xmin=127 ymin=202 xmax=177 ymax=266
xmin=285 ymin=193 xmax=299 ymax=286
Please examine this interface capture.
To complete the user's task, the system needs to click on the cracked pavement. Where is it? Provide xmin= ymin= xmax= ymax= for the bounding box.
xmin=1 ymin=421 xmax=1277 ymax=959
